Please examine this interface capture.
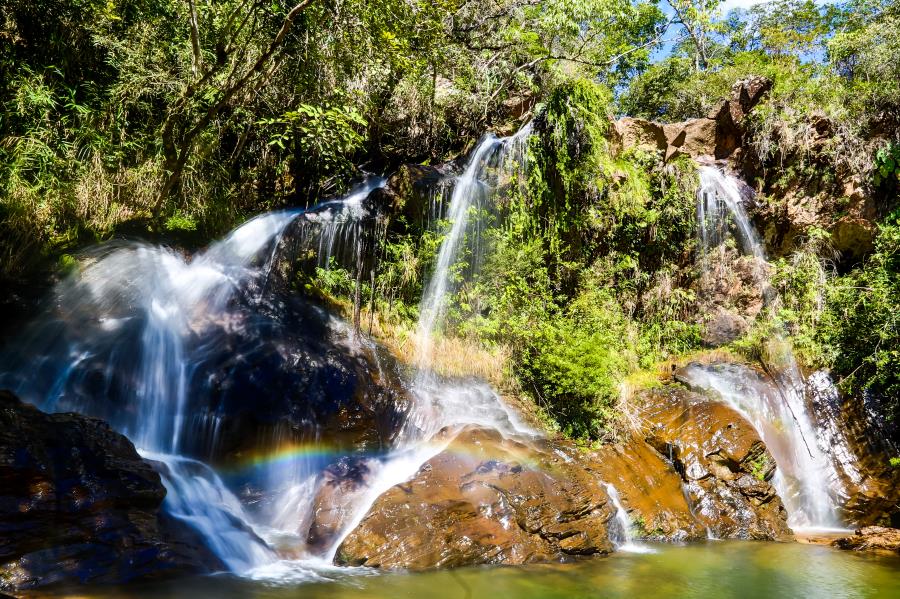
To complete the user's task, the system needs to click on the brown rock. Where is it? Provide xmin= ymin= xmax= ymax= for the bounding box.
xmin=832 ymin=526 xmax=900 ymax=554
xmin=830 ymin=216 xmax=876 ymax=257
xmin=335 ymin=428 xmax=616 ymax=569
xmin=589 ymin=439 xmax=707 ymax=541
xmin=729 ymin=77 xmax=773 ymax=123
xmin=614 ymin=117 xmax=667 ymax=153
xmin=703 ymin=307 xmax=750 ymax=347
xmin=640 ymin=386 xmax=793 ymax=540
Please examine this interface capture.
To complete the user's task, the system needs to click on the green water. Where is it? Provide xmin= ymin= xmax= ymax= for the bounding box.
xmin=90 ymin=541 xmax=900 ymax=599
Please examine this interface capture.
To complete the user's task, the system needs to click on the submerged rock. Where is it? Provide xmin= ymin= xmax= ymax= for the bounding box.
xmin=832 ymin=526 xmax=900 ymax=554
xmin=0 ymin=391 xmax=220 ymax=592
xmin=336 ymin=428 xmax=616 ymax=569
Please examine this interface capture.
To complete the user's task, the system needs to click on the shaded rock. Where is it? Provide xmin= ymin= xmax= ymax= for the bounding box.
xmin=832 ymin=526 xmax=900 ymax=554
xmin=806 ymin=372 xmax=900 ymax=527
xmin=0 ymin=391 xmax=220 ymax=592
xmin=640 ymin=386 xmax=793 ymax=540
xmin=702 ymin=307 xmax=749 ymax=347
xmin=336 ymin=428 xmax=616 ymax=569
xmin=374 ymin=164 xmax=452 ymax=234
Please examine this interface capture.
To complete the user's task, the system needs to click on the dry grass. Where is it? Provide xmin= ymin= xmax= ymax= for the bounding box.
xmin=364 ymin=309 xmax=512 ymax=387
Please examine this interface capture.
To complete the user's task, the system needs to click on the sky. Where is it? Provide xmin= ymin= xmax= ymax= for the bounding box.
xmin=720 ymin=0 xmax=770 ymax=9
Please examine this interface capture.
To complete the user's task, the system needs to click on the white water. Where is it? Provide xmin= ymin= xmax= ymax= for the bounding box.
xmin=0 ymin=180 xmax=391 ymax=574
xmin=415 ymin=124 xmax=532 ymax=376
xmin=697 ymin=166 xmax=765 ymax=262
xmin=692 ymin=165 xmax=855 ymax=529
xmin=605 ymin=484 xmax=655 ymax=553
xmin=141 ymin=451 xmax=275 ymax=573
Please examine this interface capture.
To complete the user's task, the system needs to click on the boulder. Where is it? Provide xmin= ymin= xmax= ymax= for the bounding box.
xmin=639 ymin=386 xmax=793 ymax=540
xmin=335 ymin=428 xmax=616 ymax=569
xmin=0 ymin=391 xmax=220 ymax=592
xmin=614 ymin=117 xmax=667 ymax=154
xmin=832 ymin=526 xmax=900 ymax=554
xmin=729 ymin=76 xmax=773 ymax=123
xmin=702 ymin=306 xmax=750 ymax=347
xmin=806 ymin=372 xmax=900 ymax=527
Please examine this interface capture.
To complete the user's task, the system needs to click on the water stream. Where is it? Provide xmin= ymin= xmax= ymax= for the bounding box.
xmin=690 ymin=165 xmax=857 ymax=529
xmin=605 ymin=484 xmax=655 ymax=554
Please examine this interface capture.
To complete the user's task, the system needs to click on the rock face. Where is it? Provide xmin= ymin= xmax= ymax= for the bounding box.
xmin=335 ymin=388 xmax=791 ymax=570
xmin=589 ymin=438 xmax=707 ymax=541
xmin=336 ymin=428 xmax=616 ymax=569
xmin=832 ymin=526 xmax=900 ymax=554
xmin=613 ymin=76 xmax=772 ymax=162
xmin=807 ymin=373 xmax=900 ymax=527
xmin=372 ymin=163 xmax=453 ymax=235
xmin=640 ymin=387 xmax=793 ymax=540
xmin=0 ymin=391 xmax=220 ymax=592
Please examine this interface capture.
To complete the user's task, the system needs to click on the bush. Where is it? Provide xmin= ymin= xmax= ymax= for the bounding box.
xmin=818 ymin=209 xmax=900 ymax=422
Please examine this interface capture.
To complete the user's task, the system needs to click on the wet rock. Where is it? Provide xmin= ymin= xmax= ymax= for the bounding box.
xmin=832 ymin=526 xmax=900 ymax=554
xmin=0 ymin=391 xmax=220 ymax=592
xmin=374 ymin=164 xmax=452 ymax=234
xmin=305 ymin=457 xmax=377 ymax=553
xmin=640 ymin=386 xmax=793 ymax=540
xmin=589 ymin=439 xmax=707 ymax=541
xmin=156 ymin=298 xmax=411 ymax=465
xmin=807 ymin=372 xmax=900 ymax=527
xmin=335 ymin=428 xmax=616 ymax=569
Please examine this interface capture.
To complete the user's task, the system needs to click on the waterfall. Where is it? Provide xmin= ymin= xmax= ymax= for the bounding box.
xmin=697 ymin=166 xmax=765 ymax=262
xmin=415 ymin=124 xmax=532 ymax=376
xmin=0 ymin=180 xmax=387 ymax=572
xmin=320 ymin=125 xmax=537 ymax=560
xmin=692 ymin=165 xmax=854 ymax=530
xmin=142 ymin=451 xmax=275 ymax=572
xmin=605 ymin=484 xmax=655 ymax=553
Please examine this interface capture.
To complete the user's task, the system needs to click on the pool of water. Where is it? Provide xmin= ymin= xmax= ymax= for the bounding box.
xmin=83 ymin=541 xmax=900 ymax=598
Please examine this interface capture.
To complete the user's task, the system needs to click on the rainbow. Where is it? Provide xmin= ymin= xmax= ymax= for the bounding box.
xmin=222 ymin=442 xmax=364 ymax=475
xmin=220 ymin=436 xmax=551 ymax=477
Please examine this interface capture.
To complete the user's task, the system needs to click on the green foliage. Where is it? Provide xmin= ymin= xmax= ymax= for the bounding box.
xmin=305 ymin=262 xmax=356 ymax=299
xmin=890 ymin=457 xmax=900 ymax=468
xmin=747 ymin=452 xmax=770 ymax=482
xmin=874 ymin=143 xmax=900 ymax=186
xmin=164 ymin=211 xmax=197 ymax=232
xmin=518 ymin=288 xmax=634 ymax=439
xmin=817 ymin=209 xmax=900 ymax=422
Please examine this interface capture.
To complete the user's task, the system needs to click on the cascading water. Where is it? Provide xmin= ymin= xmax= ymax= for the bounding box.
xmin=408 ymin=124 xmax=533 ymax=436
xmin=318 ymin=125 xmax=538 ymax=560
xmin=690 ymin=165 xmax=856 ymax=529
xmin=0 ymin=179 xmax=392 ymax=574
xmin=605 ymin=484 xmax=654 ymax=553
xmin=142 ymin=451 xmax=276 ymax=572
